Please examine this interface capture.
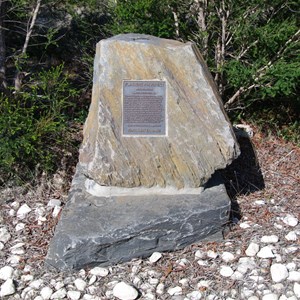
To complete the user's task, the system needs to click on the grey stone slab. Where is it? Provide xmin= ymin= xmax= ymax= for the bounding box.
xmin=45 ymin=166 xmax=230 ymax=271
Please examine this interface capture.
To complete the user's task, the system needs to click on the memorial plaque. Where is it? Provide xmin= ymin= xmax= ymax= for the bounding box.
xmin=123 ymin=80 xmax=166 ymax=136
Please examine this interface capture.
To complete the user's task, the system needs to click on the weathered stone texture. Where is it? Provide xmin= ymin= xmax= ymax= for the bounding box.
xmin=45 ymin=167 xmax=230 ymax=270
xmin=79 ymin=34 xmax=239 ymax=189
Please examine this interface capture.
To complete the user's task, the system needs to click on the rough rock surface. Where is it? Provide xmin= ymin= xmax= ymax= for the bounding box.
xmin=45 ymin=169 xmax=230 ymax=270
xmin=79 ymin=33 xmax=239 ymax=189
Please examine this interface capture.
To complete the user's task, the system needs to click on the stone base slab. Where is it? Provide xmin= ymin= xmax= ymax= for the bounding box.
xmin=45 ymin=166 xmax=230 ymax=271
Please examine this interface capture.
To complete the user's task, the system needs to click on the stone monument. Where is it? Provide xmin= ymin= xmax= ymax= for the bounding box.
xmin=46 ymin=34 xmax=240 ymax=270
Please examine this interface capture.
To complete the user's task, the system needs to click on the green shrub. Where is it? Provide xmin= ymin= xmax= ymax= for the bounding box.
xmin=0 ymin=64 xmax=78 ymax=184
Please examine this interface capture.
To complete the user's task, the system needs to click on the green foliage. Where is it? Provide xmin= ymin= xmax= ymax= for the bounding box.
xmin=106 ymin=0 xmax=177 ymax=37
xmin=0 ymin=65 xmax=78 ymax=183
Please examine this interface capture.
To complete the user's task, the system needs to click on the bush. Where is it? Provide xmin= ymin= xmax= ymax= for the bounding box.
xmin=0 ymin=65 xmax=78 ymax=184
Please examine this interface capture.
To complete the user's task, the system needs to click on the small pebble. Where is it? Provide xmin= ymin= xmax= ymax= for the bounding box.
xmin=0 ymin=266 xmax=14 ymax=280
xmin=220 ymin=266 xmax=234 ymax=277
xmin=207 ymin=250 xmax=218 ymax=259
xmin=186 ymin=291 xmax=202 ymax=300
xmin=40 ymin=286 xmax=53 ymax=300
xmin=74 ymin=278 xmax=87 ymax=291
xmin=47 ymin=199 xmax=62 ymax=207
xmin=221 ymin=252 xmax=235 ymax=262
xmin=0 ymin=279 xmax=15 ymax=297
xmin=113 ymin=282 xmax=139 ymax=300
xmin=262 ymin=294 xmax=278 ymax=300
xmin=285 ymin=231 xmax=297 ymax=241
xmin=288 ymin=271 xmax=300 ymax=282
xmin=294 ymin=282 xmax=300 ymax=297
xmin=149 ymin=252 xmax=162 ymax=263
xmin=156 ymin=283 xmax=165 ymax=294
xmin=51 ymin=288 xmax=67 ymax=299
xmin=283 ymin=215 xmax=298 ymax=227
xmin=90 ymin=266 xmax=109 ymax=277
xmin=270 ymin=264 xmax=289 ymax=283
xmin=17 ymin=204 xmax=32 ymax=219
xmin=167 ymin=286 xmax=182 ymax=296
xmin=245 ymin=242 xmax=260 ymax=257
xmin=67 ymin=290 xmax=81 ymax=300
xmin=0 ymin=226 xmax=11 ymax=243
xmin=261 ymin=235 xmax=279 ymax=243
xmin=257 ymin=246 xmax=275 ymax=258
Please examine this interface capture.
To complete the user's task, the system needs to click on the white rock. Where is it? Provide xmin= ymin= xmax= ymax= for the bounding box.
xmin=0 ymin=242 xmax=4 ymax=250
xmin=149 ymin=278 xmax=159 ymax=286
xmin=7 ymin=255 xmax=21 ymax=265
xmin=0 ymin=266 xmax=14 ymax=280
xmin=284 ymin=246 xmax=298 ymax=254
xmin=245 ymin=242 xmax=260 ymax=257
xmin=167 ymin=286 xmax=183 ymax=296
xmin=187 ymin=291 xmax=202 ymax=300
xmin=30 ymin=279 xmax=43 ymax=289
xmin=241 ymin=287 xmax=254 ymax=298
xmin=55 ymin=281 xmax=64 ymax=290
xmin=0 ymin=279 xmax=15 ymax=297
xmin=67 ymin=291 xmax=81 ymax=300
xmin=17 ymin=204 xmax=32 ymax=219
xmin=270 ymin=264 xmax=289 ymax=282
xmin=21 ymin=274 xmax=34 ymax=281
xmin=195 ymin=250 xmax=206 ymax=259
xmin=34 ymin=297 xmax=44 ymax=300
xmin=47 ymin=199 xmax=62 ymax=207
xmin=50 ymin=288 xmax=67 ymax=299
xmin=272 ymin=283 xmax=285 ymax=292
xmin=90 ymin=266 xmax=109 ymax=277
xmin=248 ymin=297 xmax=259 ymax=300
xmin=11 ymin=201 xmax=20 ymax=210
xmin=279 ymin=296 xmax=288 ymax=300
xmin=15 ymin=223 xmax=25 ymax=232
xmin=288 ymin=271 xmax=300 ymax=282
xmin=293 ymin=283 xmax=300 ymax=298
xmin=40 ymin=286 xmax=53 ymax=300
xmin=9 ymin=209 xmax=15 ymax=216
xmin=220 ymin=266 xmax=234 ymax=277
xmin=156 ymin=283 xmax=165 ymax=294
xmin=0 ymin=226 xmax=11 ymax=243
xmin=197 ymin=260 xmax=209 ymax=266
xmin=237 ymin=257 xmax=257 ymax=274
xmin=207 ymin=250 xmax=218 ymax=259
xmin=88 ymin=275 xmax=97 ymax=285
xmin=74 ymin=278 xmax=87 ymax=291
xmin=52 ymin=206 xmax=62 ymax=218
xmin=179 ymin=278 xmax=189 ymax=286
xmin=283 ymin=215 xmax=298 ymax=227
xmin=221 ymin=252 xmax=235 ymax=262
xmin=231 ymin=271 xmax=244 ymax=280
xmin=261 ymin=235 xmax=279 ymax=243
xmin=144 ymin=293 xmax=155 ymax=300
xmin=239 ymin=221 xmax=251 ymax=228
xmin=113 ymin=282 xmax=139 ymax=300
xmin=149 ymin=252 xmax=162 ymax=263
xmin=262 ymin=294 xmax=278 ymax=300
xmin=285 ymin=231 xmax=297 ymax=241
xmin=254 ymin=200 xmax=265 ymax=205
xmin=257 ymin=246 xmax=275 ymax=258
xmin=286 ymin=262 xmax=297 ymax=271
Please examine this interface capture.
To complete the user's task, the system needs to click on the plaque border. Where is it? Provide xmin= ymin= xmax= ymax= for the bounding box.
xmin=122 ymin=79 xmax=168 ymax=137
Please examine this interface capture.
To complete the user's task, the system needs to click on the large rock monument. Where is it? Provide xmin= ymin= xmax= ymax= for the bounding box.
xmin=46 ymin=34 xmax=240 ymax=270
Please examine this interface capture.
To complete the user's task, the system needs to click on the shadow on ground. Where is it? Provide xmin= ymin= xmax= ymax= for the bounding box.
xmin=220 ymin=130 xmax=265 ymax=221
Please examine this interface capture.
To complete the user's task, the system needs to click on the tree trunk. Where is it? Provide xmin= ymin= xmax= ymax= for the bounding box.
xmin=0 ymin=0 xmax=7 ymax=91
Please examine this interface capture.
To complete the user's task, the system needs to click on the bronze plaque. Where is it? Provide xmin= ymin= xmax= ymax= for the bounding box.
xmin=123 ymin=80 xmax=166 ymax=136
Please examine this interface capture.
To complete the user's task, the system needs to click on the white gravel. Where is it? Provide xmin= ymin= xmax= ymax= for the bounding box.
xmin=0 ymin=187 xmax=299 ymax=300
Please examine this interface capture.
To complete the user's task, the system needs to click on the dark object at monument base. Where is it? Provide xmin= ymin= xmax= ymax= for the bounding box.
xmin=46 ymin=167 xmax=230 ymax=271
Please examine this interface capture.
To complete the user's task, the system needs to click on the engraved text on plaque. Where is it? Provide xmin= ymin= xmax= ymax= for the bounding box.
xmin=123 ymin=80 xmax=166 ymax=136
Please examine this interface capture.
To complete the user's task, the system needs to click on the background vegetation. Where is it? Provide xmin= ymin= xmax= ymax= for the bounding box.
xmin=0 ymin=0 xmax=299 ymax=185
